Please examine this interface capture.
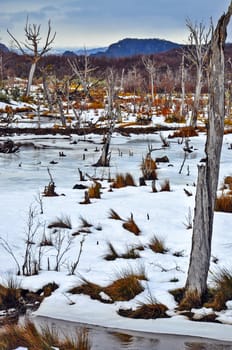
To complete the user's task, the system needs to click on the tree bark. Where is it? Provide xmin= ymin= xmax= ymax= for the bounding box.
xmin=184 ymin=2 xmax=232 ymax=302
xmin=191 ymin=67 xmax=202 ymax=127
xmin=26 ymin=61 xmax=37 ymax=96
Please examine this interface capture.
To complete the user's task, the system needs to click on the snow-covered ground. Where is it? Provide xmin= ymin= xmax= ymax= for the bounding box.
xmin=1 ymin=128 xmax=232 ymax=343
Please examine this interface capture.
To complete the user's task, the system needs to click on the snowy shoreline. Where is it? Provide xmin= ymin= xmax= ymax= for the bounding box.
xmin=1 ymin=131 xmax=232 ymax=345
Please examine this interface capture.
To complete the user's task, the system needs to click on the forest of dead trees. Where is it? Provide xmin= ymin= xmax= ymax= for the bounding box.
xmin=1 ymin=43 xmax=232 ymax=96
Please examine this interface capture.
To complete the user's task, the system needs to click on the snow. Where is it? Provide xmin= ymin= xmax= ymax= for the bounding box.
xmin=1 ymin=128 xmax=232 ymax=342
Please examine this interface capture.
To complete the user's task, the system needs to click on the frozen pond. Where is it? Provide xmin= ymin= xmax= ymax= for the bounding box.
xmin=0 ymin=132 xmax=205 ymax=192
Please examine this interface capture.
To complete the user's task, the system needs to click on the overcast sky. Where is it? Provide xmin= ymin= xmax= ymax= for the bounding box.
xmin=1 ymin=0 xmax=232 ymax=49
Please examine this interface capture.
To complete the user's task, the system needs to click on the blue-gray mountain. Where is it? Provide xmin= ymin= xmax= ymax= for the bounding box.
xmin=62 ymin=38 xmax=182 ymax=58
xmin=93 ymin=38 xmax=182 ymax=57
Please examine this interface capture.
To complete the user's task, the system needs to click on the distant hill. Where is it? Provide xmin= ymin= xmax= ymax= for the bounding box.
xmin=62 ymin=47 xmax=107 ymax=57
xmin=0 ymin=43 xmax=9 ymax=53
xmin=93 ymin=38 xmax=182 ymax=58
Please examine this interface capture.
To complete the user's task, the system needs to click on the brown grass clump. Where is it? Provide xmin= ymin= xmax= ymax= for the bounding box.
xmin=164 ymin=114 xmax=186 ymax=124
xmin=215 ymin=193 xmax=232 ymax=212
xmin=112 ymin=173 xmax=136 ymax=188
xmin=149 ymin=235 xmax=169 ymax=254
xmin=224 ymin=176 xmax=232 ymax=190
xmin=122 ymin=215 xmax=141 ymax=235
xmin=88 ymin=181 xmax=101 ymax=199
xmin=104 ymin=242 xmax=140 ymax=261
xmin=69 ymin=279 xmax=104 ymax=302
xmin=178 ymin=290 xmax=202 ymax=311
xmin=108 ymin=208 xmax=123 ymax=220
xmin=160 ymin=179 xmax=171 ymax=192
xmin=168 ymin=126 xmax=199 ymax=138
xmin=121 ymin=246 xmax=141 ymax=259
xmin=140 ymin=155 xmax=158 ymax=180
xmin=70 ymin=267 xmax=146 ymax=303
xmin=47 ymin=214 xmax=72 ymax=229
xmin=0 ymin=285 xmax=18 ymax=308
xmin=0 ymin=321 xmax=91 ymax=350
xmin=104 ymin=242 xmax=120 ymax=261
xmin=104 ymin=275 xmax=144 ymax=302
xmin=124 ymin=173 xmax=136 ymax=186
xmin=205 ymin=268 xmax=232 ymax=311
xmin=118 ymin=301 xmax=169 ymax=319
xmin=79 ymin=216 xmax=92 ymax=228
xmin=169 ymin=287 xmax=185 ymax=304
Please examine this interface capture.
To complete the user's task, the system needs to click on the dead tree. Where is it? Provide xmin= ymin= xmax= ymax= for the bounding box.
xmin=43 ymin=168 xmax=58 ymax=196
xmin=7 ymin=18 xmax=56 ymax=96
xmin=142 ymin=56 xmax=156 ymax=103
xmin=182 ymin=2 xmax=232 ymax=306
xmin=180 ymin=53 xmax=186 ymax=118
xmin=22 ymin=205 xmax=41 ymax=276
xmin=185 ymin=19 xmax=212 ymax=127
xmin=40 ymin=66 xmax=54 ymax=112
xmin=93 ymin=69 xmax=117 ymax=167
xmin=68 ymin=51 xmax=97 ymax=99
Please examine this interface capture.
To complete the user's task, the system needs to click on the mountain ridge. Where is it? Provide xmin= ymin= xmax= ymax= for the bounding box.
xmin=92 ymin=37 xmax=182 ymax=58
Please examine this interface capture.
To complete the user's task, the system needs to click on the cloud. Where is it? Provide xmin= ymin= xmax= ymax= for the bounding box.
xmin=0 ymin=0 xmax=231 ymax=47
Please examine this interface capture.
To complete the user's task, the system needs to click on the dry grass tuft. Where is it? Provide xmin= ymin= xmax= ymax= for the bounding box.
xmin=112 ymin=173 xmax=136 ymax=188
xmin=178 ymin=290 xmax=202 ymax=310
xmin=121 ymin=246 xmax=141 ymax=259
xmin=79 ymin=216 xmax=93 ymax=228
xmin=70 ymin=266 xmax=147 ymax=303
xmin=104 ymin=242 xmax=140 ymax=261
xmin=118 ymin=301 xmax=169 ymax=319
xmin=140 ymin=155 xmax=158 ymax=180
xmin=224 ymin=176 xmax=232 ymax=190
xmin=0 ymin=321 xmax=91 ymax=350
xmin=104 ymin=275 xmax=144 ymax=302
xmin=215 ymin=193 xmax=232 ymax=212
xmin=149 ymin=235 xmax=169 ymax=254
xmin=47 ymin=214 xmax=72 ymax=229
xmin=108 ymin=208 xmax=123 ymax=220
xmin=122 ymin=215 xmax=141 ymax=235
xmin=104 ymin=242 xmax=120 ymax=261
xmin=0 ymin=276 xmax=21 ymax=310
xmin=160 ymin=179 xmax=171 ymax=192
xmin=169 ymin=287 xmax=185 ymax=304
xmin=69 ymin=278 xmax=105 ymax=303
xmin=124 ymin=173 xmax=136 ymax=186
xmin=168 ymin=126 xmax=199 ymax=138
xmin=205 ymin=268 xmax=232 ymax=311
xmin=88 ymin=181 xmax=101 ymax=199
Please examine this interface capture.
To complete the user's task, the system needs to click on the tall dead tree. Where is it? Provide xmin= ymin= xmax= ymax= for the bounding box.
xmin=142 ymin=56 xmax=156 ymax=103
xmin=7 ymin=18 xmax=56 ymax=96
xmin=93 ymin=69 xmax=117 ymax=167
xmin=182 ymin=2 xmax=232 ymax=306
xmin=180 ymin=53 xmax=186 ymax=118
xmin=185 ymin=19 xmax=212 ymax=127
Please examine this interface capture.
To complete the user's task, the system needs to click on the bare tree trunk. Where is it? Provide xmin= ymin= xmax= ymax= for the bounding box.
xmin=93 ymin=124 xmax=114 ymax=167
xmin=26 ymin=61 xmax=37 ymax=96
xmin=180 ymin=54 xmax=186 ymax=118
xmin=184 ymin=3 xmax=232 ymax=304
xmin=42 ymin=71 xmax=53 ymax=112
xmin=191 ymin=68 xmax=202 ymax=127
xmin=57 ymin=96 xmax=66 ymax=127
